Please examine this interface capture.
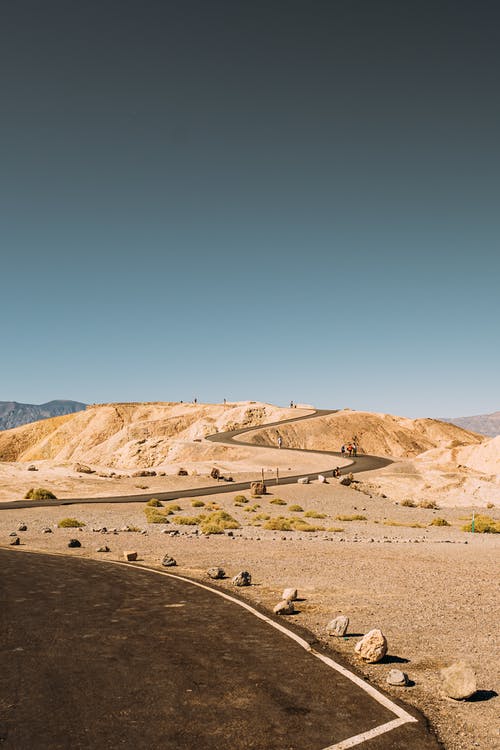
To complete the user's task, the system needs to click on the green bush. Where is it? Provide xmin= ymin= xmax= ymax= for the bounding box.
xmin=462 ymin=515 xmax=500 ymax=533
xmin=146 ymin=498 xmax=163 ymax=507
xmin=25 ymin=488 xmax=57 ymax=500
xmin=58 ymin=518 xmax=85 ymax=528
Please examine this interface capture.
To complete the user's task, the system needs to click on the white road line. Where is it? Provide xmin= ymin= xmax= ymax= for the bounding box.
xmin=114 ymin=561 xmax=418 ymax=748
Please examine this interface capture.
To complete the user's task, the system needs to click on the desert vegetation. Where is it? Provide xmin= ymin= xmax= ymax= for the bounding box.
xmin=24 ymin=488 xmax=57 ymax=500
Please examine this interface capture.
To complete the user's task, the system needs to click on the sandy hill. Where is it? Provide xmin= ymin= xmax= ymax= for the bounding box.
xmin=243 ymin=409 xmax=484 ymax=458
xmin=0 ymin=401 xmax=304 ymax=469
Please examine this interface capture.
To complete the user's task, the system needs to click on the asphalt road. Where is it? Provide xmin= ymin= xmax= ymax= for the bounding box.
xmin=0 ymin=549 xmax=442 ymax=750
xmin=0 ymin=409 xmax=392 ymax=510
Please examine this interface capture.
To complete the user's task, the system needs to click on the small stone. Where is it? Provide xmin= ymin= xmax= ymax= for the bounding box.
xmin=27 ymin=464 xmax=38 ymax=471
xmin=355 ymin=629 xmax=388 ymax=663
xmin=282 ymin=587 xmax=298 ymax=602
xmin=124 ymin=551 xmax=138 ymax=561
xmin=17 ymin=524 xmax=27 ymax=532
xmin=74 ymin=463 xmax=95 ymax=474
xmin=274 ymin=599 xmax=295 ymax=615
xmin=326 ymin=615 xmax=349 ymax=637
xmin=232 ymin=571 xmax=252 ymax=587
xmin=440 ymin=661 xmax=477 ymax=700
xmin=169 ymin=530 xmax=179 ymax=536
xmin=161 ymin=554 xmax=177 ymax=567
xmin=297 ymin=477 xmax=309 ymax=484
xmin=96 ymin=546 xmax=110 ymax=553
xmin=9 ymin=531 xmax=18 ymax=536
xmin=207 ymin=567 xmax=225 ymax=579
xmin=340 ymin=477 xmax=352 ymax=486
xmin=317 ymin=474 xmax=326 ymax=483
xmin=10 ymin=536 xmax=20 ymax=546
xmin=68 ymin=539 xmax=81 ymax=548
xmin=387 ymin=669 xmax=409 ymax=686
xmin=42 ymin=527 xmax=52 ymax=534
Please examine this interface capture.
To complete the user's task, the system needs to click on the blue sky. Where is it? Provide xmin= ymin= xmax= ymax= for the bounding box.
xmin=1 ymin=0 xmax=498 ymax=417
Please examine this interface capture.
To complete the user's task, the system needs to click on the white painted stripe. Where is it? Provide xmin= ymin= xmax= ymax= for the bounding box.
xmin=112 ymin=560 xmax=418 ymax=748
xmin=322 ymin=718 xmax=408 ymax=749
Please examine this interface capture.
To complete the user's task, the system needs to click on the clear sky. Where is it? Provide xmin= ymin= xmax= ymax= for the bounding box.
xmin=1 ymin=0 xmax=498 ymax=417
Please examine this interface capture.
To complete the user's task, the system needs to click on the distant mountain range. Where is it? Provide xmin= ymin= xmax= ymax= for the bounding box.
xmin=441 ymin=411 xmax=500 ymax=438
xmin=0 ymin=400 xmax=87 ymax=431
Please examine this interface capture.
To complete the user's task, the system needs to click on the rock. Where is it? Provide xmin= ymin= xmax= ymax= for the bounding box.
xmin=317 ymin=474 xmax=326 ymax=483
xmin=355 ymin=629 xmax=387 ymax=662
xmin=68 ymin=539 xmax=81 ymax=548
xmin=124 ymin=551 xmax=138 ymax=561
xmin=232 ymin=571 xmax=251 ymax=587
xmin=274 ymin=600 xmax=295 ymax=615
xmin=340 ymin=477 xmax=352 ymax=486
xmin=42 ymin=527 xmax=52 ymax=534
xmin=440 ymin=661 xmax=477 ymax=700
xmin=387 ymin=669 xmax=409 ymax=686
xmin=250 ymin=481 xmax=266 ymax=496
xmin=207 ymin=566 xmax=225 ymax=579
xmin=10 ymin=536 xmax=20 ymax=545
xmin=297 ymin=477 xmax=309 ymax=484
xmin=326 ymin=615 xmax=349 ymax=637
xmin=161 ymin=554 xmax=177 ymax=567
xmin=27 ymin=464 xmax=38 ymax=471
xmin=282 ymin=587 xmax=298 ymax=602
xmin=132 ymin=470 xmax=157 ymax=477
xmin=9 ymin=531 xmax=18 ymax=536
xmin=96 ymin=546 xmax=110 ymax=553
xmin=177 ymin=468 xmax=188 ymax=476
xmin=17 ymin=524 xmax=27 ymax=532
xmin=169 ymin=530 xmax=179 ymax=536
xmin=210 ymin=467 xmax=220 ymax=480
xmin=158 ymin=471 xmax=166 ymax=476
xmin=74 ymin=463 xmax=95 ymax=474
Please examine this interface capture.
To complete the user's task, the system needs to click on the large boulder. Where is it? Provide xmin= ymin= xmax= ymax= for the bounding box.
xmin=161 ymin=554 xmax=177 ymax=567
xmin=250 ymin=481 xmax=266 ymax=496
xmin=273 ymin=600 xmax=295 ymax=615
xmin=74 ymin=463 xmax=95 ymax=474
xmin=440 ymin=661 xmax=477 ymax=700
xmin=232 ymin=571 xmax=252 ymax=587
xmin=355 ymin=629 xmax=387 ymax=662
xmin=326 ymin=615 xmax=349 ymax=637
xmin=207 ymin=567 xmax=225 ymax=579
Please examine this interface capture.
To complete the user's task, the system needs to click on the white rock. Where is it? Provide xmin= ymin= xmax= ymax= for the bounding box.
xmin=282 ymin=587 xmax=298 ymax=602
xmin=355 ymin=629 xmax=387 ymax=663
xmin=387 ymin=669 xmax=408 ymax=686
xmin=273 ymin=600 xmax=295 ymax=615
xmin=440 ymin=661 xmax=477 ymax=700
xmin=317 ymin=474 xmax=326 ymax=483
xmin=298 ymin=477 xmax=309 ymax=485
xmin=326 ymin=615 xmax=349 ymax=637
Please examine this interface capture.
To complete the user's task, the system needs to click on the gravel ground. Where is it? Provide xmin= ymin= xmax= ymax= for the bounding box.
xmin=1 ymin=479 xmax=499 ymax=750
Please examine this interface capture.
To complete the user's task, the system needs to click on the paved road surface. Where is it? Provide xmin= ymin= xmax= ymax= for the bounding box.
xmin=0 ymin=409 xmax=391 ymax=510
xmin=0 ymin=549 xmax=441 ymax=749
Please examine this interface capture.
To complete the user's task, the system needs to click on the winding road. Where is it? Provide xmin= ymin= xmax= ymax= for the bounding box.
xmin=0 ymin=408 xmax=392 ymax=510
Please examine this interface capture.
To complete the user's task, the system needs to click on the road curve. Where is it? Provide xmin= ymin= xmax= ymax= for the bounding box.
xmin=0 ymin=408 xmax=392 ymax=510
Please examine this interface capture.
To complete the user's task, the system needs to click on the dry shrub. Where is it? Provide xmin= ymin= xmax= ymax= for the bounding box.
xmin=462 ymin=515 xmax=500 ymax=533
xmin=430 ymin=517 xmax=450 ymax=527
xmin=400 ymin=499 xmax=416 ymax=507
xmin=270 ymin=498 xmax=287 ymax=505
xmin=25 ymin=488 xmax=57 ymax=500
xmin=200 ymin=511 xmax=240 ymax=535
xmin=146 ymin=498 xmax=163 ymax=507
xmin=289 ymin=504 xmax=304 ymax=513
xmin=304 ymin=510 xmax=327 ymax=518
xmin=58 ymin=518 xmax=85 ymax=528
xmin=419 ymin=500 xmax=438 ymax=509
xmin=336 ymin=514 xmax=367 ymax=521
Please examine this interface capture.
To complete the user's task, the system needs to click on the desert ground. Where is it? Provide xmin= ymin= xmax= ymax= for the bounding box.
xmin=1 ymin=402 xmax=499 ymax=749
